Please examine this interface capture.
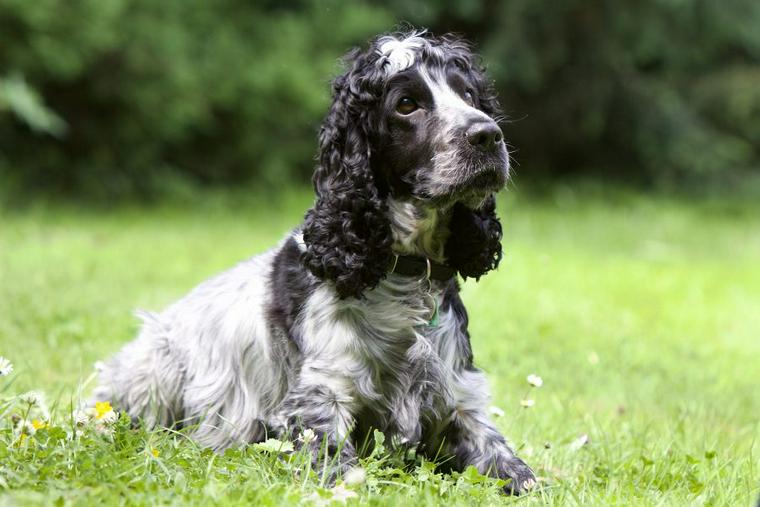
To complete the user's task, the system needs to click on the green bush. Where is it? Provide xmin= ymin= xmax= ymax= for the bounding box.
xmin=0 ymin=0 xmax=390 ymax=198
xmin=1 ymin=0 xmax=759 ymax=198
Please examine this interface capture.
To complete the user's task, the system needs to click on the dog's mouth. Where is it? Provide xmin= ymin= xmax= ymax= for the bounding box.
xmin=410 ymin=157 xmax=508 ymax=208
xmin=460 ymin=166 xmax=507 ymax=193
xmin=446 ymin=164 xmax=507 ymax=201
xmin=435 ymin=165 xmax=507 ymax=209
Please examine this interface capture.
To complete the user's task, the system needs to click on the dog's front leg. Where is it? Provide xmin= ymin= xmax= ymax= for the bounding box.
xmin=276 ymin=362 xmax=358 ymax=481
xmin=445 ymin=368 xmax=536 ymax=495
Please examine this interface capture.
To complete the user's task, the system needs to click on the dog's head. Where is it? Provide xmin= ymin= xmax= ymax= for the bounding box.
xmin=303 ymin=31 xmax=507 ymax=299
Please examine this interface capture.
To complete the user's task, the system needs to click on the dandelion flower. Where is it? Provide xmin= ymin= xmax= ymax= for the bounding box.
xmin=526 ymin=374 xmax=543 ymax=388
xmin=151 ymin=447 xmax=160 ymax=458
xmin=95 ymin=401 xmax=117 ymax=423
xmin=32 ymin=419 xmax=48 ymax=431
xmin=0 ymin=356 xmax=13 ymax=376
xmin=520 ymin=399 xmax=535 ymax=408
xmin=95 ymin=401 xmax=112 ymax=419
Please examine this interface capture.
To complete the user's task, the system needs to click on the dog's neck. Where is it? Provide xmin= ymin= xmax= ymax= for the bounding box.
xmin=387 ymin=197 xmax=451 ymax=264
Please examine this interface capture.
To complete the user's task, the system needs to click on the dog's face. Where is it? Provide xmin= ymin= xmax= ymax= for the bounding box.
xmin=371 ymin=36 xmax=509 ymax=209
xmin=303 ymin=32 xmax=506 ymax=299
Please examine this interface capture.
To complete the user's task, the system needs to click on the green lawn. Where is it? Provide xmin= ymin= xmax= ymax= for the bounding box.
xmin=1 ymin=187 xmax=759 ymax=505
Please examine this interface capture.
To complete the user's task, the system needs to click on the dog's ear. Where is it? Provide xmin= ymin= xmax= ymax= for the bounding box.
xmin=301 ymin=49 xmax=393 ymax=299
xmin=444 ymin=195 xmax=503 ymax=280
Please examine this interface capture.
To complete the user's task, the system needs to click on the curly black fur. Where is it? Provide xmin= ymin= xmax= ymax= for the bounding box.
xmin=301 ymin=48 xmax=394 ymax=299
xmin=444 ymin=195 xmax=503 ymax=280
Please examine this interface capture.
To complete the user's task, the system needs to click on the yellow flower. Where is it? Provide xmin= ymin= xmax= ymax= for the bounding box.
xmin=32 ymin=419 xmax=48 ymax=430
xmin=151 ymin=447 xmax=160 ymax=457
xmin=95 ymin=401 xmax=113 ymax=420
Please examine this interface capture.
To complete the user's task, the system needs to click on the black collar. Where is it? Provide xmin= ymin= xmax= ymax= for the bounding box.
xmin=388 ymin=254 xmax=457 ymax=281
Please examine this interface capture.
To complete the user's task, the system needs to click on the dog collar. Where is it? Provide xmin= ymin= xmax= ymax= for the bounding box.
xmin=388 ymin=254 xmax=456 ymax=281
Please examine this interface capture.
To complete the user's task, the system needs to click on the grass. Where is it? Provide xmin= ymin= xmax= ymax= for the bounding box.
xmin=1 ymin=186 xmax=759 ymax=505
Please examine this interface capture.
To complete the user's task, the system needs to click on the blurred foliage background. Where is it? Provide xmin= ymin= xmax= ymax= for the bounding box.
xmin=1 ymin=0 xmax=759 ymax=201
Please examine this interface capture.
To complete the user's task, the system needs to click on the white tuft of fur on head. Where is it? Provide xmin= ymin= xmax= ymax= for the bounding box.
xmin=376 ymin=32 xmax=428 ymax=74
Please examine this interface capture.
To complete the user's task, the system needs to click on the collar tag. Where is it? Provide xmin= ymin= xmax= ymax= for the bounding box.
xmin=428 ymin=299 xmax=440 ymax=327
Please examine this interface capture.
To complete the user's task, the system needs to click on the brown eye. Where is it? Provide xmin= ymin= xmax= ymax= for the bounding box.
xmin=463 ymin=90 xmax=475 ymax=105
xmin=396 ymin=97 xmax=418 ymax=115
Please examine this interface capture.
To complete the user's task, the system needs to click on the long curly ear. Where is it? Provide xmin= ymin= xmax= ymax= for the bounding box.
xmin=444 ymin=195 xmax=503 ymax=280
xmin=301 ymin=49 xmax=393 ymax=299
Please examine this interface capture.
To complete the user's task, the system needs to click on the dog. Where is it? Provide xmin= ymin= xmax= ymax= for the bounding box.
xmin=93 ymin=30 xmax=536 ymax=494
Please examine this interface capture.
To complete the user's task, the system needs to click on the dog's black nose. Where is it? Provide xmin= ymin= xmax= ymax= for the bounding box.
xmin=466 ymin=121 xmax=503 ymax=151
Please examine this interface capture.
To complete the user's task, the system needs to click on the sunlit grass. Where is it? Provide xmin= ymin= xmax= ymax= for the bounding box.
xmin=1 ymin=186 xmax=758 ymax=505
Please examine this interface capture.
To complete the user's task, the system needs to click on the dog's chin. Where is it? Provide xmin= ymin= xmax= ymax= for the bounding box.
xmin=459 ymin=166 xmax=506 ymax=198
xmin=419 ymin=165 xmax=507 ymax=210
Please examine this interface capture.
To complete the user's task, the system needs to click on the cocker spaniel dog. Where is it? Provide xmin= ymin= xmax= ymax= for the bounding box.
xmin=93 ymin=30 xmax=536 ymax=494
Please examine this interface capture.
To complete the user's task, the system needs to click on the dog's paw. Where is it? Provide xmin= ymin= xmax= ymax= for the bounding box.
xmin=501 ymin=456 xmax=537 ymax=495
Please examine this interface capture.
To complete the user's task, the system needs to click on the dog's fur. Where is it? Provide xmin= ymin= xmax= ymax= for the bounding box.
xmin=93 ymin=31 xmax=536 ymax=494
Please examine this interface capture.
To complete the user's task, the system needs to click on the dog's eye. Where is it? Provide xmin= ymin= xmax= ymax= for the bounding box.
xmin=396 ymin=97 xmax=418 ymax=115
xmin=463 ymin=91 xmax=475 ymax=106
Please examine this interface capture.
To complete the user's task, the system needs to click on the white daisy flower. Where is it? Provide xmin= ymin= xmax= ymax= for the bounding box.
xmin=15 ymin=419 xmax=36 ymax=436
xmin=298 ymin=428 xmax=316 ymax=444
xmin=520 ymin=399 xmax=535 ymax=408
xmin=93 ymin=401 xmax=119 ymax=425
xmin=73 ymin=409 xmax=93 ymax=427
xmin=0 ymin=356 xmax=13 ymax=376
xmin=18 ymin=390 xmax=45 ymax=406
xmin=344 ymin=466 xmax=367 ymax=486
xmin=569 ymin=433 xmax=589 ymax=451
xmin=526 ymin=374 xmax=543 ymax=388
xmin=488 ymin=405 xmax=505 ymax=418
xmin=330 ymin=483 xmax=358 ymax=502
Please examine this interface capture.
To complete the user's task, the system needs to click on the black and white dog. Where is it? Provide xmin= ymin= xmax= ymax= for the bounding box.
xmin=94 ymin=31 xmax=536 ymax=494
